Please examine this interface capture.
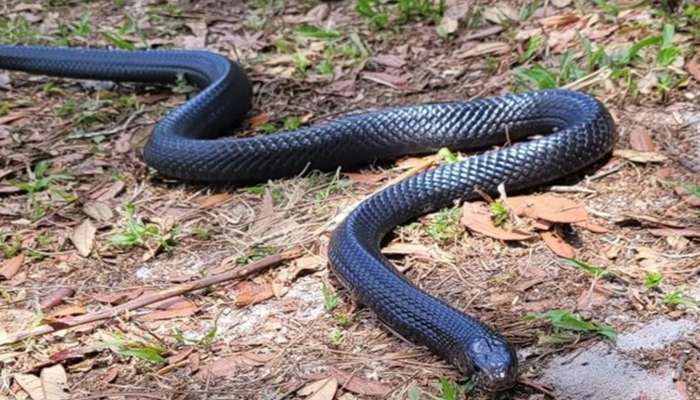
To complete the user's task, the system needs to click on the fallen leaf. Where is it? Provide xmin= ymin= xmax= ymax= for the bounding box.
xmin=101 ymin=367 xmax=119 ymax=384
xmin=360 ymin=72 xmax=407 ymax=89
xmin=648 ymin=228 xmax=700 ymax=238
xmin=574 ymin=221 xmax=610 ymax=233
xmin=629 ymin=127 xmax=656 ymax=152
xmin=45 ymin=304 xmax=86 ymax=320
xmin=199 ymin=192 xmax=233 ymax=208
xmin=539 ymin=13 xmax=579 ymax=28
xmin=541 ymin=231 xmax=576 ymax=258
xmin=686 ymin=56 xmax=700 ymax=82
xmin=331 ymin=369 xmax=391 ymax=396
xmin=461 ymin=202 xmax=533 ymax=241
xmin=167 ymin=347 xmax=194 ymax=365
xmin=0 ymin=254 xmax=24 ymax=280
xmin=140 ymin=300 xmax=198 ymax=321
xmin=437 ymin=0 xmax=470 ymax=35
xmin=299 ymin=378 xmax=338 ymax=400
xmin=40 ymin=287 xmax=75 ymax=311
xmin=370 ymin=54 xmax=406 ymax=69
xmin=576 ymin=286 xmax=610 ymax=310
xmin=14 ymin=364 xmax=68 ymax=400
xmin=0 ymin=71 xmax=11 ymax=90
xmin=275 ymin=256 xmax=323 ymax=285
xmin=247 ymin=113 xmax=271 ymax=129
xmin=196 ymin=352 xmax=273 ymax=379
xmin=71 ymin=220 xmax=96 ymax=257
xmin=464 ymin=25 xmax=504 ymax=40
xmin=551 ymin=0 xmax=572 ymax=7
xmin=343 ymin=171 xmax=386 ymax=184
xmin=456 ymin=41 xmax=510 ymax=58
xmin=82 ymin=201 xmax=113 ymax=221
xmin=614 ymin=149 xmax=667 ymax=163
xmin=482 ymin=4 xmax=518 ymax=23
xmin=618 ymin=213 xmax=684 ymax=228
xmin=382 ymin=242 xmax=454 ymax=263
xmin=507 ymin=194 xmax=587 ymax=223
xmin=232 ymin=281 xmax=275 ymax=307
xmin=92 ymin=288 xmax=144 ymax=305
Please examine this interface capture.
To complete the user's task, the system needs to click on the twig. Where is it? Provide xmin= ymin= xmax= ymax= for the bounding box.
xmin=0 ymin=248 xmax=303 ymax=346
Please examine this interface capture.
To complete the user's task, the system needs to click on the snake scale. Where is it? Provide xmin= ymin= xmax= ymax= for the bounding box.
xmin=0 ymin=45 xmax=616 ymax=391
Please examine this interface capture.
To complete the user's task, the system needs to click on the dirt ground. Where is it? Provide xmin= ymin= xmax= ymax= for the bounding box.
xmin=0 ymin=0 xmax=699 ymax=399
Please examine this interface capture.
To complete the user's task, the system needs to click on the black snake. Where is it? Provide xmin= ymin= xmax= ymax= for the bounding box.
xmin=0 ymin=46 xmax=616 ymax=391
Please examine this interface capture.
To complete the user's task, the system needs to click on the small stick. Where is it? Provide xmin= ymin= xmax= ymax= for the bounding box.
xmin=0 ymin=248 xmax=303 ymax=346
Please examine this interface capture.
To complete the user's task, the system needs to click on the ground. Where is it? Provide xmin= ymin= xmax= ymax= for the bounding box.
xmin=0 ymin=0 xmax=699 ymax=399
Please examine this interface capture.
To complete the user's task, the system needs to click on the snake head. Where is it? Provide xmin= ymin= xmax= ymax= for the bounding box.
xmin=464 ymin=335 xmax=518 ymax=392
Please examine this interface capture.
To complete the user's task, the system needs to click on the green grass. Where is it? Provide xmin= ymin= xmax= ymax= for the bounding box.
xmin=427 ymin=207 xmax=463 ymax=241
xmin=529 ymin=309 xmax=617 ymax=340
xmin=663 ymin=287 xmax=696 ymax=308
xmin=334 ymin=313 xmax=352 ymax=327
xmin=103 ymin=333 xmax=166 ymax=364
xmin=13 ymin=161 xmax=73 ymax=194
xmin=566 ymin=258 xmax=611 ymax=279
xmin=490 ymin=201 xmax=509 ymax=227
xmin=644 ymin=271 xmax=664 ymax=289
xmin=355 ymin=0 xmax=444 ymax=29
xmin=329 ymin=330 xmax=344 ymax=346
xmin=0 ymin=101 xmax=9 ymax=117
xmin=110 ymin=204 xmax=180 ymax=250
xmin=437 ymin=147 xmax=460 ymax=164
xmin=322 ymin=285 xmax=338 ymax=312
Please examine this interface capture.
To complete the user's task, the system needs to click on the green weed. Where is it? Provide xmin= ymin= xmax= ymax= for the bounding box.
xmin=566 ymin=258 xmax=610 ymax=279
xmin=13 ymin=161 xmax=73 ymax=194
xmin=294 ymin=25 xmax=341 ymax=40
xmin=103 ymin=333 xmax=166 ymax=364
xmin=529 ymin=309 xmax=617 ymax=340
xmin=110 ymin=204 xmax=180 ymax=250
xmin=644 ymin=271 xmax=664 ymax=289
xmin=437 ymin=147 xmax=460 ymax=164
xmin=427 ymin=207 xmax=463 ymax=241
xmin=329 ymin=330 xmax=344 ymax=346
xmin=334 ymin=313 xmax=352 ymax=327
xmin=322 ymin=285 xmax=339 ymax=312
xmin=663 ymin=287 xmax=696 ymax=308
xmin=490 ymin=201 xmax=509 ymax=227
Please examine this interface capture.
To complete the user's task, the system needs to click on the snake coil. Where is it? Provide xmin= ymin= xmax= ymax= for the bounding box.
xmin=0 ymin=46 xmax=616 ymax=390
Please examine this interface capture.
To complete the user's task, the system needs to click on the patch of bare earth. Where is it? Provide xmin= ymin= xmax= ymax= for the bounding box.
xmin=1 ymin=1 xmax=698 ymax=400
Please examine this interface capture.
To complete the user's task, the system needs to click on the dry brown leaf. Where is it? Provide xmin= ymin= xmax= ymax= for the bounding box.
xmin=275 ymin=256 xmax=323 ymax=286
xmin=196 ymin=352 xmax=272 ymax=379
xmin=331 ymin=369 xmax=391 ymax=396
xmin=437 ymin=0 xmax=470 ymax=35
xmin=541 ymin=231 xmax=575 ymax=258
xmin=507 ymin=194 xmax=587 ymax=223
xmin=370 ymin=54 xmax=406 ymax=69
xmin=551 ymin=0 xmax=572 ymax=7
xmin=199 ymin=192 xmax=233 ymax=208
xmin=343 ymin=171 xmax=387 ymax=184
xmin=300 ymin=378 xmax=338 ymax=400
xmin=461 ymin=202 xmax=533 ymax=241
xmin=91 ymin=180 xmax=125 ymax=201
xmin=92 ymin=288 xmax=144 ymax=305
xmin=71 ymin=220 xmax=96 ymax=258
xmin=576 ymin=287 xmax=610 ymax=310
xmin=382 ymin=243 xmax=454 ymax=263
xmin=629 ymin=127 xmax=656 ymax=152
xmin=247 ymin=113 xmax=271 ymax=129
xmin=483 ymin=4 xmax=518 ymax=23
xmin=613 ymin=149 xmax=667 ymax=163
xmin=40 ymin=288 xmax=75 ymax=311
xmin=167 ymin=347 xmax=194 ymax=365
xmin=0 ymin=254 xmax=24 ymax=280
xmin=360 ymin=72 xmax=407 ymax=89
xmin=648 ymin=228 xmax=700 ymax=238
xmin=574 ymin=221 xmax=610 ymax=233
xmin=45 ymin=304 xmax=86 ymax=320
xmin=82 ymin=201 xmax=113 ymax=221
xmin=232 ymin=281 xmax=275 ymax=307
xmin=686 ymin=56 xmax=700 ymax=82
xmin=539 ymin=13 xmax=579 ymax=28
xmin=140 ymin=301 xmax=198 ymax=321
xmin=457 ymin=42 xmax=510 ymax=58
xmin=14 ymin=364 xmax=69 ymax=400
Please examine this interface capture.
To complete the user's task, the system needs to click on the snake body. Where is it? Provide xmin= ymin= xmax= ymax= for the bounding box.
xmin=0 ymin=46 xmax=616 ymax=390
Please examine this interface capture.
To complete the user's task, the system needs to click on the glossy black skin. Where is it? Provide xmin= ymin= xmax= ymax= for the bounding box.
xmin=0 ymin=45 xmax=616 ymax=390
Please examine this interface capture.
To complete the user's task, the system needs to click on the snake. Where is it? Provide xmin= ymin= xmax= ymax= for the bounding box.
xmin=0 ymin=45 xmax=616 ymax=391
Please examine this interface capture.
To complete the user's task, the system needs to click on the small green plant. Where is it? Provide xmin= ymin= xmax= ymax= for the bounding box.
xmin=663 ymin=287 xmax=696 ymax=308
xmin=316 ymin=48 xmax=336 ymax=76
xmin=103 ymin=333 xmax=166 ymax=364
xmin=644 ymin=271 xmax=664 ymax=289
xmin=356 ymin=0 xmax=389 ymax=29
xmin=437 ymin=147 xmax=460 ymax=164
xmin=315 ymin=178 xmax=351 ymax=202
xmin=13 ymin=161 xmax=73 ymax=194
xmin=110 ymin=204 xmax=180 ymax=250
xmin=518 ymin=35 xmax=544 ymax=64
xmin=1 ymin=234 xmax=21 ymax=258
xmin=282 ymin=116 xmax=303 ymax=131
xmin=294 ymin=24 xmax=341 ymax=40
xmin=529 ymin=309 xmax=617 ymax=340
xmin=427 ymin=207 xmax=463 ymax=241
xmin=192 ymin=227 xmax=210 ymax=240
xmin=490 ymin=201 xmax=509 ymax=227
xmin=322 ymin=285 xmax=338 ymax=312
xmin=292 ymin=52 xmax=310 ymax=74
xmin=329 ymin=330 xmax=344 ymax=346
xmin=656 ymin=23 xmax=680 ymax=67
xmin=0 ymin=16 xmax=41 ymax=44
xmin=437 ymin=377 xmax=460 ymax=400
xmin=566 ymin=258 xmax=610 ymax=279
xmin=334 ymin=313 xmax=352 ymax=327
xmin=0 ymin=101 xmax=9 ymax=117
xmin=397 ymin=0 xmax=445 ymax=22
xmin=235 ymin=246 xmax=275 ymax=265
